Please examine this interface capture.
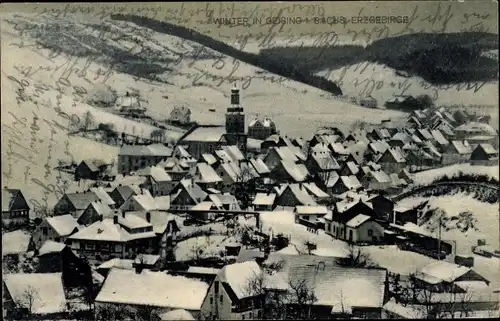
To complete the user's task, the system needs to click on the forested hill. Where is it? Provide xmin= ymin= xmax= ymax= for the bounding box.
xmin=259 ymin=32 xmax=498 ymax=85
xmin=110 ymin=14 xmax=343 ymax=96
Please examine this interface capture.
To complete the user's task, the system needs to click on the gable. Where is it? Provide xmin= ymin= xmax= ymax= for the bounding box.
xmin=10 ymin=191 xmax=30 ymax=211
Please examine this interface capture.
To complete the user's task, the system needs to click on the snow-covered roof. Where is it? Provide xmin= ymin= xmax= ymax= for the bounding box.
xmin=346 ymin=214 xmax=372 ymax=228
xmin=418 ymin=261 xmax=473 ymax=284
xmin=90 ymin=187 xmax=116 ymax=206
xmin=273 ymin=146 xmax=299 ymax=162
xmin=286 ymin=184 xmax=318 ymax=206
xmin=455 ymin=122 xmax=497 ymax=135
xmin=340 ymin=175 xmax=362 ymax=190
xmin=64 ymin=191 xmax=100 ymax=210
xmin=476 ymin=143 xmax=498 ymax=155
xmin=96 ymin=268 xmax=209 ymax=310
xmin=139 ymin=166 xmax=172 ymax=182
xmin=302 ymin=183 xmax=330 ymax=198
xmin=97 ymin=258 xmax=134 ymax=270
xmin=385 ymin=147 xmax=406 ymax=163
xmin=69 ymin=218 xmax=155 ymax=242
xmin=383 ymin=299 xmax=426 ymax=318
xmin=222 ymin=145 xmax=245 ymax=162
xmin=3 ymin=273 xmax=67 ymax=314
xmin=253 ymin=193 xmax=276 ymax=205
xmin=294 ymin=205 xmax=329 ymax=215
xmin=196 ymin=163 xmax=223 ymax=183
xmin=450 ymin=140 xmax=472 ymax=154
xmin=118 ymin=144 xmax=173 ymax=157
xmin=219 ymin=261 xmax=262 ymax=299
xmin=159 ymin=309 xmax=195 ymax=320
xmin=128 ymin=194 xmax=163 ymax=211
xmin=280 ymin=160 xmax=310 ymax=182
xmin=182 ymin=126 xmax=226 ymax=142
xmin=430 ymin=129 xmax=449 ymax=145
xmin=311 ymin=151 xmax=340 ymax=171
xmin=135 ymin=254 xmax=161 ymax=265
xmin=38 ymin=240 xmax=66 ymax=256
xmin=370 ymin=170 xmax=392 ymax=183
xmin=250 ymin=158 xmax=270 ymax=174
xmin=186 ymin=266 xmax=221 ymax=275
xmin=46 ymin=214 xmax=80 ymax=237
xmin=369 ymin=140 xmax=390 ymax=154
xmin=2 ymin=230 xmax=31 ymax=255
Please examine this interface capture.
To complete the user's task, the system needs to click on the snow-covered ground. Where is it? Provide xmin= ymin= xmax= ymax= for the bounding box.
xmin=259 ymin=211 xmax=349 ymax=257
xmin=317 ymin=62 xmax=499 ymax=107
xmin=412 ymin=164 xmax=499 ymax=186
xmin=397 ymin=193 xmax=499 ymax=254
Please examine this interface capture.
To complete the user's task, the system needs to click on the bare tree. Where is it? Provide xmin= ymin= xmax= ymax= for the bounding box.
xmin=150 ymin=128 xmax=166 ymax=143
xmin=335 ymin=244 xmax=374 ymax=268
xmin=81 ymin=111 xmax=95 ymax=132
xmin=17 ymin=285 xmax=42 ymax=318
xmin=86 ymin=84 xmax=118 ymax=108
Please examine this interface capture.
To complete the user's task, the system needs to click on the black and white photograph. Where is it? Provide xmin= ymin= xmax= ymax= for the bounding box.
xmin=1 ymin=1 xmax=499 ymax=320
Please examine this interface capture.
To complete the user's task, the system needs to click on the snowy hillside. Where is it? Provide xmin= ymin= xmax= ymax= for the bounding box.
xmin=317 ymin=62 xmax=499 ymax=107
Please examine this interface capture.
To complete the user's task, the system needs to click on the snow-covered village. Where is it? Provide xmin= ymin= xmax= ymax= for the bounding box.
xmin=1 ymin=3 xmax=500 ymax=321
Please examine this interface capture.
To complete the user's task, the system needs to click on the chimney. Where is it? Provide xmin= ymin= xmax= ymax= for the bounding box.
xmin=113 ymin=214 xmax=118 ymax=224
xmin=122 ymin=210 xmax=126 ymax=218
xmin=146 ymin=212 xmax=151 ymax=223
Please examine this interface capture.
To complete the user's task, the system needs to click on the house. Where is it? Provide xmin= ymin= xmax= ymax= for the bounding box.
xmin=302 ymin=182 xmax=330 ymax=203
xmin=3 ymin=273 xmax=69 ymax=320
xmin=345 ymin=214 xmax=385 ymax=244
xmin=200 ymin=153 xmax=220 ymax=167
xmin=368 ymin=128 xmax=391 ymax=141
xmin=108 ymin=185 xmax=141 ymax=208
xmin=263 ymin=261 xmax=389 ymax=319
xmin=470 ymin=144 xmax=499 ymax=166
xmin=78 ymin=201 xmax=114 ymax=226
xmin=194 ymin=162 xmax=223 ymax=190
xmin=74 ymin=159 xmax=101 ymax=181
xmin=37 ymin=241 xmax=93 ymax=289
xmin=248 ymin=117 xmax=277 ymax=140
xmin=53 ymin=191 xmax=100 ymax=218
xmin=385 ymin=95 xmax=420 ymax=110
xmin=200 ymin=261 xmax=264 ymax=320
xmin=377 ymin=147 xmax=407 ymax=174
xmin=170 ymin=106 xmax=192 ymax=124
xmin=96 ymin=258 xmax=135 ymax=277
xmin=117 ymin=144 xmax=174 ymax=175
xmin=294 ymin=205 xmax=329 ymax=224
xmin=441 ymin=141 xmax=472 ymax=165
xmin=414 ymin=260 xmax=490 ymax=293
xmin=309 ymin=133 xmax=342 ymax=147
xmin=454 ymin=122 xmax=497 ymax=140
xmin=68 ymin=213 xmax=159 ymax=264
xmin=137 ymin=165 xmax=174 ymax=196
xmin=252 ymin=193 xmax=276 ymax=211
xmin=389 ymin=132 xmax=413 ymax=148
xmin=120 ymin=192 xmax=167 ymax=212
xmin=2 ymin=188 xmax=30 ymax=229
xmin=274 ymin=184 xmax=317 ymax=209
xmin=339 ymin=161 xmax=360 ymax=177
xmin=178 ymin=125 xmax=228 ymax=159
xmin=331 ymin=175 xmax=362 ymax=195
xmin=205 ymin=193 xmax=241 ymax=211
xmin=414 ymin=128 xmax=435 ymax=143
xmin=390 ymin=205 xmax=418 ymax=225
xmin=115 ymin=92 xmax=144 ymax=114
xmin=158 ymin=157 xmax=191 ymax=181
xmin=306 ymin=150 xmax=340 ymax=179
xmin=32 ymin=214 xmax=80 ymax=249
xmin=366 ymin=194 xmax=394 ymax=222
xmin=133 ymin=253 xmax=162 ymax=270
xmin=368 ymin=140 xmax=391 ymax=159
xmin=170 ymin=179 xmax=208 ymax=210
xmin=270 ymin=160 xmax=311 ymax=183
xmin=359 ymin=170 xmax=392 ymax=191
xmin=324 ymin=199 xmax=378 ymax=242
xmin=95 ymin=268 xmax=209 ymax=319
xmin=360 ymin=95 xmax=378 ymax=108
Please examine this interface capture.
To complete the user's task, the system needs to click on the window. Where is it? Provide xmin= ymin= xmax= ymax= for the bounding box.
xmin=54 ymin=237 xmax=60 ymax=242
xmin=220 ymin=295 xmax=223 ymax=303
xmin=242 ymin=314 xmax=245 ymax=320
xmin=249 ymin=312 xmax=253 ymax=319
xmin=214 ymin=281 xmax=219 ymax=293
xmin=42 ymin=227 xmax=48 ymax=236
xmin=210 ymin=297 xmax=213 ymax=305
xmin=85 ymin=243 xmax=95 ymax=250
xmin=368 ymin=229 xmax=373 ymax=236
xmin=115 ymin=244 xmax=122 ymax=252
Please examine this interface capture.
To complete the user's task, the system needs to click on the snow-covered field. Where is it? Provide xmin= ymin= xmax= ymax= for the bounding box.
xmin=397 ymin=193 xmax=499 ymax=254
xmin=317 ymin=62 xmax=499 ymax=107
xmin=412 ymin=164 xmax=499 ymax=186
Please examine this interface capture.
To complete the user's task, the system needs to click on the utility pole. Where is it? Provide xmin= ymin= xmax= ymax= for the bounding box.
xmin=438 ymin=216 xmax=442 ymax=261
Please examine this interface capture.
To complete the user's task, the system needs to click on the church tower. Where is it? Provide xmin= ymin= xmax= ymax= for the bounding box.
xmin=225 ymin=87 xmax=247 ymax=155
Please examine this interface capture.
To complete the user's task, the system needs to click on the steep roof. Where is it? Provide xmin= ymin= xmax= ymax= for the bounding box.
xmin=253 ymin=193 xmax=276 ymax=206
xmin=279 ymin=160 xmax=310 ymax=182
xmin=195 ymin=163 xmax=223 ymax=183
xmin=449 ymin=141 xmax=472 ymax=154
xmin=181 ymin=126 xmax=226 ymax=142
xmin=38 ymin=240 xmax=67 ymax=256
xmin=118 ymin=144 xmax=173 ymax=157
xmin=2 ymin=230 xmax=31 ymax=255
xmin=3 ymin=273 xmax=67 ymax=314
xmin=2 ymin=189 xmax=27 ymax=212
xmin=46 ymin=214 xmax=80 ymax=236
xmin=69 ymin=218 xmax=155 ymax=242
xmin=417 ymin=261 xmax=474 ymax=284
xmin=340 ymin=175 xmax=362 ymax=190
xmin=90 ymin=187 xmax=116 ymax=206
xmin=346 ymin=214 xmax=372 ymax=228
xmin=286 ymin=184 xmax=317 ymax=206
xmin=476 ymin=143 xmax=498 ymax=155
xmin=219 ymin=261 xmax=262 ymax=300
xmin=64 ymin=191 xmax=100 ymax=210
xmin=250 ymin=158 xmax=270 ymax=174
